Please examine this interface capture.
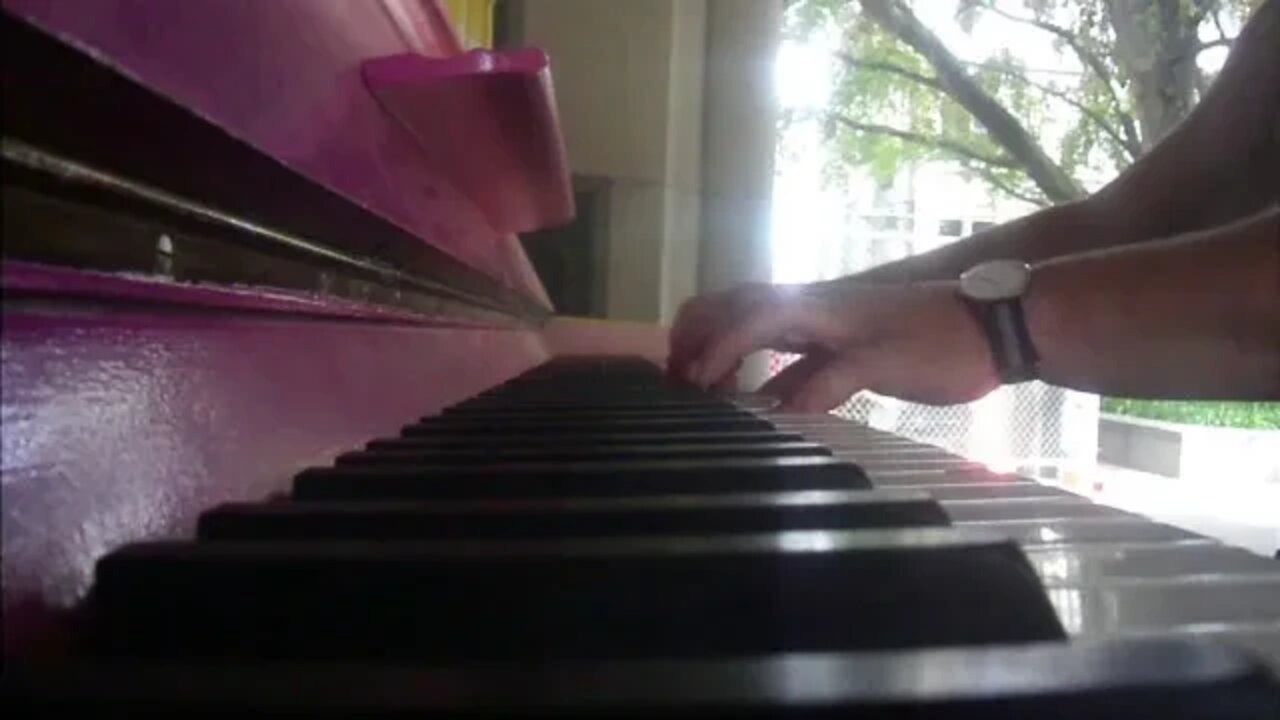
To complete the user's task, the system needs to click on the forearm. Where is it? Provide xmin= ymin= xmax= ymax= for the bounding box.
xmin=852 ymin=199 xmax=1131 ymax=283
xmin=1026 ymin=207 xmax=1280 ymax=399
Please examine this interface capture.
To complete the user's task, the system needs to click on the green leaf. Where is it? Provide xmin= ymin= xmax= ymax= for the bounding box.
xmin=1103 ymin=399 xmax=1280 ymax=430
xmin=782 ymin=0 xmax=1255 ymax=201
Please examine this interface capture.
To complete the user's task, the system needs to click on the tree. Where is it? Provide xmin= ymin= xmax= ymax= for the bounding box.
xmin=786 ymin=0 xmax=1263 ymax=206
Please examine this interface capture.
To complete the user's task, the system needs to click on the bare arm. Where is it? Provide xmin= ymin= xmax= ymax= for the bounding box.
xmin=678 ymin=206 xmax=1278 ymax=409
xmin=1029 ymin=206 xmax=1280 ymax=399
xmin=669 ymin=1 xmax=1280 ymax=400
xmin=853 ymin=0 xmax=1280 ymax=284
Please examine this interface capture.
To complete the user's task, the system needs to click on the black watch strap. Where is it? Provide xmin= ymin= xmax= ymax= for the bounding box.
xmin=970 ymin=299 xmax=1039 ymax=383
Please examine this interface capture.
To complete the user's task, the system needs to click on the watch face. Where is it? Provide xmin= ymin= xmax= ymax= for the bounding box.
xmin=960 ymin=260 xmax=1032 ymax=301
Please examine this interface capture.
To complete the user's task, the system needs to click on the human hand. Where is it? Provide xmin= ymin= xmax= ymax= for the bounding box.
xmin=668 ymin=280 xmax=1001 ymax=412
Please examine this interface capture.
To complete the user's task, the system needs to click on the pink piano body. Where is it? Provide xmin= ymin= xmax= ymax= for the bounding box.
xmin=1 ymin=0 xmax=665 ymax=657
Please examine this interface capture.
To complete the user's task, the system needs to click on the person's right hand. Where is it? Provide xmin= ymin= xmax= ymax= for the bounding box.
xmin=668 ymin=279 xmax=1002 ymax=412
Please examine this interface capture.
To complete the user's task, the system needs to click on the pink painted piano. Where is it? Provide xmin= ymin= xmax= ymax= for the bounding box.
xmin=3 ymin=1 xmax=1279 ymax=714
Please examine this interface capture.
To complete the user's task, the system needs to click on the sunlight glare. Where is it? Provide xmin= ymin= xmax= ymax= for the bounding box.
xmin=774 ymin=40 xmax=833 ymax=110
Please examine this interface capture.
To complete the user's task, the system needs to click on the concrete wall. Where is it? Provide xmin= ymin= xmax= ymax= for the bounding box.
xmin=1099 ymin=415 xmax=1182 ymax=478
xmin=512 ymin=0 xmax=779 ymax=324
xmin=516 ymin=0 xmax=703 ymax=321
xmin=699 ymin=0 xmax=779 ymax=296
xmin=1100 ymin=414 xmax=1280 ymax=484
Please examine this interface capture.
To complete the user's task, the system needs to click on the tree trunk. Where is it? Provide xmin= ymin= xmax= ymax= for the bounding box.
xmin=859 ymin=0 xmax=1085 ymax=203
xmin=1107 ymin=0 xmax=1202 ymax=148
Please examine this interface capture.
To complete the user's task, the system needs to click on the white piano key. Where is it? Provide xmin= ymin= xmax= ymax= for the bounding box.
xmin=958 ymin=518 xmax=1205 ymax=546
xmin=841 ymin=458 xmax=987 ymax=474
xmin=1114 ymin=622 xmax=1280 ymax=670
xmin=715 ymin=396 xmax=1280 ymax=667
xmin=1045 ymin=580 xmax=1280 ymax=637
xmin=883 ymin=483 xmax=1074 ymax=501
xmin=943 ymin=497 xmax=1134 ymax=522
xmin=1023 ymin=543 xmax=1280 ymax=584
xmin=823 ymin=445 xmax=961 ymax=458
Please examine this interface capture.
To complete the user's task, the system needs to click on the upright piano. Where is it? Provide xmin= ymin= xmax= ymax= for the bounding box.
xmin=3 ymin=1 xmax=1279 ymax=715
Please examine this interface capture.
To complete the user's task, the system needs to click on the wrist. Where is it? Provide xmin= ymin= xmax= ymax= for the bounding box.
xmin=958 ymin=260 xmax=1039 ymax=384
xmin=1022 ymin=262 xmax=1072 ymax=387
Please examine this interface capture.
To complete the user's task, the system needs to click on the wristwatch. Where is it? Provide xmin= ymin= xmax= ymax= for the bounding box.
xmin=958 ymin=260 xmax=1039 ymax=384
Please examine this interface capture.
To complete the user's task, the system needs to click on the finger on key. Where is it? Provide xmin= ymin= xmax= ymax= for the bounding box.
xmin=782 ymin=355 xmax=867 ymax=413
xmin=758 ymin=353 xmax=831 ymax=402
xmin=694 ymin=302 xmax=830 ymax=389
xmin=668 ymin=295 xmax=720 ymax=379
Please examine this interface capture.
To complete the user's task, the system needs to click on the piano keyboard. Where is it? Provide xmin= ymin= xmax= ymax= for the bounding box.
xmin=8 ymin=357 xmax=1280 ymax=715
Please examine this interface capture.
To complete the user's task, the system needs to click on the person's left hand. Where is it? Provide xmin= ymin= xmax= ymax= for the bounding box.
xmin=669 ymin=280 xmax=1002 ymax=412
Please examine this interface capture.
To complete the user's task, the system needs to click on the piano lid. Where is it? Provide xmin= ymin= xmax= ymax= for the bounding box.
xmin=1 ymin=0 xmax=572 ymax=316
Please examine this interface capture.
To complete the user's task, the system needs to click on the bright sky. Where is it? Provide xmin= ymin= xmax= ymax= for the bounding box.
xmin=772 ymin=32 xmax=840 ymax=284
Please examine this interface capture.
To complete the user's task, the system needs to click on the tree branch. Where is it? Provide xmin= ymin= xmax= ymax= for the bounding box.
xmin=1193 ymin=37 xmax=1235 ymax=53
xmin=830 ymin=115 xmax=1019 ymax=169
xmin=977 ymin=63 xmax=1141 ymax=159
xmin=859 ymin=0 xmax=1085 ymax=203
xmin=983 ymin=4 xmax=1142 ymax=152
xmin=1192 ymin=0 xmax=1221 ymax=28
xmin=834 ymin=52 xmax=943 ymax=90
xmin=960 ymin=59 xmax=1085 ymax=77
xmin=970 ymin=165 xmax=1051 ymax=207
xmin=1211 ymin=8 xmax=1229 ymax=42
xmin=841 ymin=50 xmax=1140 ymax=160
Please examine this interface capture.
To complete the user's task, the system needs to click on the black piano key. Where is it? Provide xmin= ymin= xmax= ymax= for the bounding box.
xmin=868 ymin=469 xmax=1033 ymax=485
xmin=91 ymin=528 xmax=1065 ymax=660
xmin=446 ymin=397 xmax=733 ymax=408
xmin=197 ymin=489 xmax=950 ymax=541
xmin=442 ymin=398 xmax=741 ymax=414
xmin=402 ymin=415 xmax=774 ymax=435
xmin=465 ymin=384 xmax=701 ymax=397
xmin=293 ymin=456 xmax=873 ymax=500
xmin=492 ymin=362 xmax=665 ymax=384
xmin=435 ymin=407 xmax=752 ymax=421
xmin=884 ymin=483 xmax=1078 ymax=502
xmin=511 ymin=355 xmax=665 ymax=375
xmin=11 ymin=640 xmax=1280 ymax=716
xmin=469 ymin=379 xmax=675 ymax=392
xmin=334 ymin=441 xmax=832 ymax=466
xmin=466 ymin=383 xmax=704 ymax=394
xmin=460 ymin=389 xmax=706 ymax=399
xmin=855 ymin=458 xmax=988 ymax=474
xmin=367 ymin=430 xmax=806 ymax=450
xmin=943 ymin=496 xmax=1136 ymax=522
